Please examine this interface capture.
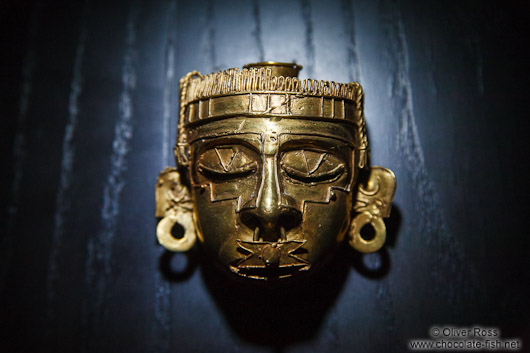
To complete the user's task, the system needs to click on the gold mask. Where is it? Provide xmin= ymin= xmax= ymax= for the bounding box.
xmin=155 ymin=62 xmax=396 ymax=281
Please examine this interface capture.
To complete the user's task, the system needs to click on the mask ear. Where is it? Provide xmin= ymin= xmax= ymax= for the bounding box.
xmin=349 ymin=167 xmax=396 ymax=253
xmin=155 ymin=168 xmax=196 ymax=252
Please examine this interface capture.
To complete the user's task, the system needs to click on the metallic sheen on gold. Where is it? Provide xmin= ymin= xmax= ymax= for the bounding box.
xmin=156 ymin=62 xmax=396 ymax=281
xmin=155 ymin=168 xmax=196 ymax=252
xmin=350 ymin=167 xmax=396 ymax=253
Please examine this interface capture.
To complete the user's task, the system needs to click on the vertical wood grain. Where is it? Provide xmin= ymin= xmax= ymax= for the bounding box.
xmin=82 ymin=2 xmax=140 ymax=351
xmin=300 ymin=0 xmax=315 ymax=78
xmin=45 ymin=0 xmax=90 ymax=334
xmin=0 ymin=3 xmax=40 ymax=297
xmin=251 ymin=0 xmax=264 ymax=62
xmin=341 ymin=0 xmax=361 ymax=82
xmin=154 ymin=2 xmax=178 ymax=352
xmin=382 ymin=0 xmax=478 ymax=312
xmin=0 ymin=1 xmax=528 ymax=352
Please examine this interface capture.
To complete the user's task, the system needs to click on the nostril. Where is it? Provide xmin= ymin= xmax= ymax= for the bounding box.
xmin=239 ymin=205 xmax=302 ymax=242
xmin=278 ymin=209 xmax=302 ymax=231
xmin=240 ymin=209 xmax=260 ymax=230
xmin=241 ymin=207 xmax=301 ymax=230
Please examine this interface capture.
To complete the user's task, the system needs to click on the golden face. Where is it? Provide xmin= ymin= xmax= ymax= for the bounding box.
xmin=155 ymin=63 xmax=396 ymax=284
xmin=187 ymin=117 xmax=358 ymax=280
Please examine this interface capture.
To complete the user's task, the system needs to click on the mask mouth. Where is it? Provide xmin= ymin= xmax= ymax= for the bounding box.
xmin=230 ymin=239 xmax=310 ymax=280
xmin=232 ymin=263 xmax=309 ymax=280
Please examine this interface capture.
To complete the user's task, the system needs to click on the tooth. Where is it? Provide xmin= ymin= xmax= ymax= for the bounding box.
xmin=280 ymin=227 xmax=286 ymax=240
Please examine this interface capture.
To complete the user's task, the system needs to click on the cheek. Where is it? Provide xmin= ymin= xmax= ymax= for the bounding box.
xmin=192 ymin=194 xmax=252 ymax=265
xmin=301 ymin=191 xmax=352 ymax=262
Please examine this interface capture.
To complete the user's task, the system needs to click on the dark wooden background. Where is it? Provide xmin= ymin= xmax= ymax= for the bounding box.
xmin=1 ymin=0 xmax=529 ymax=352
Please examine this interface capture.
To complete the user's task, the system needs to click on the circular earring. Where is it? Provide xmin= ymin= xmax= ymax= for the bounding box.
xmin=156 ymin=207 xmax=196 ymax=252
xmin=349 ymin=211 xmax=386 ymax=253
xmin=155 ymin=168 xmax=196 ymax=252
xmin=349 ymin=167 xmax=396 ymax=253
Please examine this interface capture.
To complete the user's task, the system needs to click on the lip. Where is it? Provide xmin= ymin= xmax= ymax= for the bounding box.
xmin=230 ymin=239 xmax=310 ymax=280
xmin=232 ymin=262 xmax=309 ymax=280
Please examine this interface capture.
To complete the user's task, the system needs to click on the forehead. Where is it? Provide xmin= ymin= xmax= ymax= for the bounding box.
xmin=186 ymin=116 xmax=357 ymax=147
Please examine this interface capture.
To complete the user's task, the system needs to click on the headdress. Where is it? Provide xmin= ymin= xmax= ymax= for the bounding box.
xmin=175 ymin=62 xmax=368 ymax=169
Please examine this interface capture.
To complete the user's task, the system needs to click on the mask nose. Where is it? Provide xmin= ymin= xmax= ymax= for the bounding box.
xmin=240 ymin=155 xmax=301 ymax=242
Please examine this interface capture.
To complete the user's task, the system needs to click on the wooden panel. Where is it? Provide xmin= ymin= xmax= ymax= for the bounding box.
xmin=1 ymin=0 xmax=528 ymax=352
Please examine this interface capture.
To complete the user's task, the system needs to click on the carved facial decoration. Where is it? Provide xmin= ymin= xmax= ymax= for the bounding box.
xmin=155 ymin=62 xmax=396 ymax=282
xmin=188 ymin=118 xmax=355 ymax=279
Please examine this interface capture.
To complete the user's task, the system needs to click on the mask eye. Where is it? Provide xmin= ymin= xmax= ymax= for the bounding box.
xmin=197 ymin=146 xmax=258 ymax=180
xmin=280 ymin=149 xmax=345 ymax=183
